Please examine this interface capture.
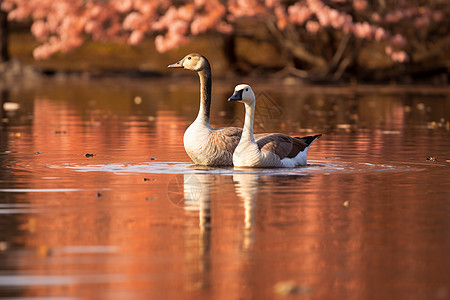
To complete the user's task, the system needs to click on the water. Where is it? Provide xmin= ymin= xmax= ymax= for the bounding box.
xmin=1 ymin=78 xmax=450 ymax=299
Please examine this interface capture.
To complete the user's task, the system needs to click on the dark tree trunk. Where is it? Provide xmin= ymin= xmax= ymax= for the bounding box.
xmin=222 ymin=33 xmax=239 ymax=73
xmin=0 ymin=1 xmax=10 ymax=63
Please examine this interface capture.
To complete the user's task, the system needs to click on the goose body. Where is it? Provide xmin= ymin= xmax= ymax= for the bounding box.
xmin=183 ymin=121 xmax=242 ymax=166
xmin=228 ymin=84 xmax=321 ymax=168
xmin=168 ymin=53 xmax=242 ymax=166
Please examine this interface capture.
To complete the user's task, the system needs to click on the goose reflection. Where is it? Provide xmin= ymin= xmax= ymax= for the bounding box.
xmin=182 ymin=172 xmax=259 ymax=251
xmin=181 ymin=173 xmax=213 ymax=291
xmin=183 ymin=173 xmax=212 ymax=231
xmin=232 ymin=172 xmax=259 ymax=249
xmin=180 ymin=171 xmax=312 ymax=291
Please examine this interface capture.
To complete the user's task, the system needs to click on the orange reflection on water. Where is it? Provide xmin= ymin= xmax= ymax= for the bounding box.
xmin=1 ymin=81 xmax=450 ymax=299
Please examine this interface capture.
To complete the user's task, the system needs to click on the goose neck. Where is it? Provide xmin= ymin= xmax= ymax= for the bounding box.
xmin=196 ymin=68 xmax=212 ymax=125
xmin=242 ymin=101 xmax=256 ymax=143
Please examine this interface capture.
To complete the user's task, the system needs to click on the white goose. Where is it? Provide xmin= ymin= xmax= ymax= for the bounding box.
xmin=168 ymin=53 xmax=242 ymax=166
xmin=228 ymin=84 xmax=321 ymax=168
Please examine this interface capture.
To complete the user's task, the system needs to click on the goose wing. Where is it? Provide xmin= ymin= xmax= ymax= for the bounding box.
xmin=287 ymin=137 xmax=308 ymax=158
xmin=289 ymin=134 xmax=322 ymax=157
xmin=212 ymin=126 xmax=243 ymax=153
xmin=254 ymin=133 xmax=294 ymax=159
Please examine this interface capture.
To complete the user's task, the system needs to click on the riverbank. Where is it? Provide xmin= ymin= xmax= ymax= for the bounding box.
xmin=3 ymin=27 xmax=450 ymax=85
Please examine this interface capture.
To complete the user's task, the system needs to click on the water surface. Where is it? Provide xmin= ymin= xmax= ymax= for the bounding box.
xmin=1 ymin=78 xmax=450 ymax=299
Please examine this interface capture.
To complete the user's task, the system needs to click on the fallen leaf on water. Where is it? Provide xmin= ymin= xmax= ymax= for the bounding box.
xmin=274 ymin=280 xmax=312 ymax=296
xmin=3 ymin=102 xmax=20 ymax=111
xmin=20 ymin=218 xmax=36 ymax=233
xmin=38 ymin=245 xmax=53 ymax=257
xmin=0 ymin=241 xmax=8 ymax=251
xmin=343 ymin=201 xmax=349 ymax=207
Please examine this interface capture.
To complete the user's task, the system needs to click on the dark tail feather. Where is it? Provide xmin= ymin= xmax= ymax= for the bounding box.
xmin=297 ymin=134 xmax=322 ymax=147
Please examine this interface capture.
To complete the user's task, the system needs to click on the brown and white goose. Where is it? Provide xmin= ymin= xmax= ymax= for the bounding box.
xmin=228 ymin=84 xmax=321 ymax=168
xmin=168 ymin=53 xmax=242 ymax=166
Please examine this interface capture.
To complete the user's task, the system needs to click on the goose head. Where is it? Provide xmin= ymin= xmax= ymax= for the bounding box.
xmin=167 ymin=53 xmax=210 ymax=72
xmin=228 ymin=84 xmax=255 ymax=105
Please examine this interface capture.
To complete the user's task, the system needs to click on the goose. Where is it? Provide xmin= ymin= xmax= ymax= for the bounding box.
xmin=169 ymin=53 xmax=272 ymax=166
xmin=168 ymin=53 xmax=242 ymax=166
xmin=228 ymin=84 xmax=321 ymax=168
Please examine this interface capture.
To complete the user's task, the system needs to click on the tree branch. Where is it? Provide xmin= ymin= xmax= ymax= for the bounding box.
xmin=318 ymin=33 xmax=352 ymax=77
xmin=265 ymin=21 xmax=326 ymax=68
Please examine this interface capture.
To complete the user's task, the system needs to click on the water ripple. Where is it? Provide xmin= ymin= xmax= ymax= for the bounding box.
xmin=56 ymin=160 xmax=416 ymax=176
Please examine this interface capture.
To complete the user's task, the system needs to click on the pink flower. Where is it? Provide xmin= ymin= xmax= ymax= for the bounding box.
xmin=194 ymin=0 xmax=207 ymax=7
xmin=371 ymin=12 xmax=381 ymax=23
xmin=414 ymin=15 xmax=430 ymax=28
xmin=353 ymin=22 xmax=373 ymax=39
xmin=353 ymin=0 xmax=368 ymax=11
xmin=306 ymin=20 xmax=320 ymax=33
xmin=216 ymin=21 xmax=233 ymax=34
xmin=274 ymin=5 xmax=287 ymax=29
xmin=374 ymin=27 xmax=386 ymax=41
xmin=391 ymin=34 xmax=406 ymax=46
xmin=31 ymin=20 xmax=48 ymax=40
xmin=84 ymin=20 xmax=98 ymax=34
xmin=177 ymin=4 xmax=195 ymax=22
xmin=155 ymin=32 xmax=188 ymax=53
xmin=391 ymin=51 xmax=409 ymax=63
xmin=265 ymin=0 xmax=276 ymax=8
xmin=288 ymin=3 xmax=312 ymax=25
xmin=123 ymin=12 xmax=144 ymax=30
xmin=432 ymin=11 xmax=444 ymax=22
xmin=385 ymin=46 xmax=393 ymax=55
xmin=128 ymin=30 xmax=144 ymax=45
xmin=1 ymin=0 xmax=14 ymax=11
xmin=111 ymin=0 xmax=133 ymax=13
xmin=172 ymin=20 xmax=188 ymax=35
xmin=33 ymin=45 xmax=53 ymax=60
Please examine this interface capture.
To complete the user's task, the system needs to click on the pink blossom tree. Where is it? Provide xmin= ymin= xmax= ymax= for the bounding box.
xmin=1 ymin=0 xmax=448 ymax=80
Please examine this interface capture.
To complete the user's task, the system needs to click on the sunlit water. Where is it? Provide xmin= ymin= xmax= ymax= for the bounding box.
xmin=1 ymin=78 xmax=450 ymax=300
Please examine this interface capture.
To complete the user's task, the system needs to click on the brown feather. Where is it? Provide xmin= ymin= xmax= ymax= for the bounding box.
xmin=287 ymin=138 xmax=308 ymax=158
xmin=254 ymin=133 xmax=293 ymax=159
xmin=212 ymin=126 xmax=243 ymax=153
xmin=288 ymin=134 xmax=322 ymax=157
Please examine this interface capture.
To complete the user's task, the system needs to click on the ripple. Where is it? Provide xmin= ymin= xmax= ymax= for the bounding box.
xmin=56 ymin=160 xmax=415 ymax=176
xmin=0 ymin=274 xmax=123 ymax=286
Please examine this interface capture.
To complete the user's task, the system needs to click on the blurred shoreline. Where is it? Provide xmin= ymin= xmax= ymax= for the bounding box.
xmin=1 ymin=27 xmax=449 ymax=85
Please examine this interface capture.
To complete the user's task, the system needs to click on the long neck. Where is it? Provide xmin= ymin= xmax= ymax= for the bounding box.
xmin=242 ymin=101 xmax=256 ymax=144
xmin=195 ymin=67 xmax=212 ymax=126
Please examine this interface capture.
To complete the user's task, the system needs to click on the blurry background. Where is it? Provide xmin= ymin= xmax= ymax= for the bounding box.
xmin=0 ymin=0 xmax=449 ymax=83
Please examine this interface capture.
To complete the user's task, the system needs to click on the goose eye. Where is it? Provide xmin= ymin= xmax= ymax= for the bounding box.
xmin=245 ymin=88 xmax=248 ymax=91
xmin=188 ymin=57 xmax=191 ymax=60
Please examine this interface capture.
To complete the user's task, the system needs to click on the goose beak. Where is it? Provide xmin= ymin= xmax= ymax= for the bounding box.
xmin=228 ymin=90 xmax=243 ymax=102
xmin=167 ymin=59 xmax=184 ymax=68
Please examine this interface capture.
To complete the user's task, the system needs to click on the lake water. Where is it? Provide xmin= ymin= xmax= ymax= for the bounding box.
xmin=1 ymin=78 xmax=450 ymax=300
